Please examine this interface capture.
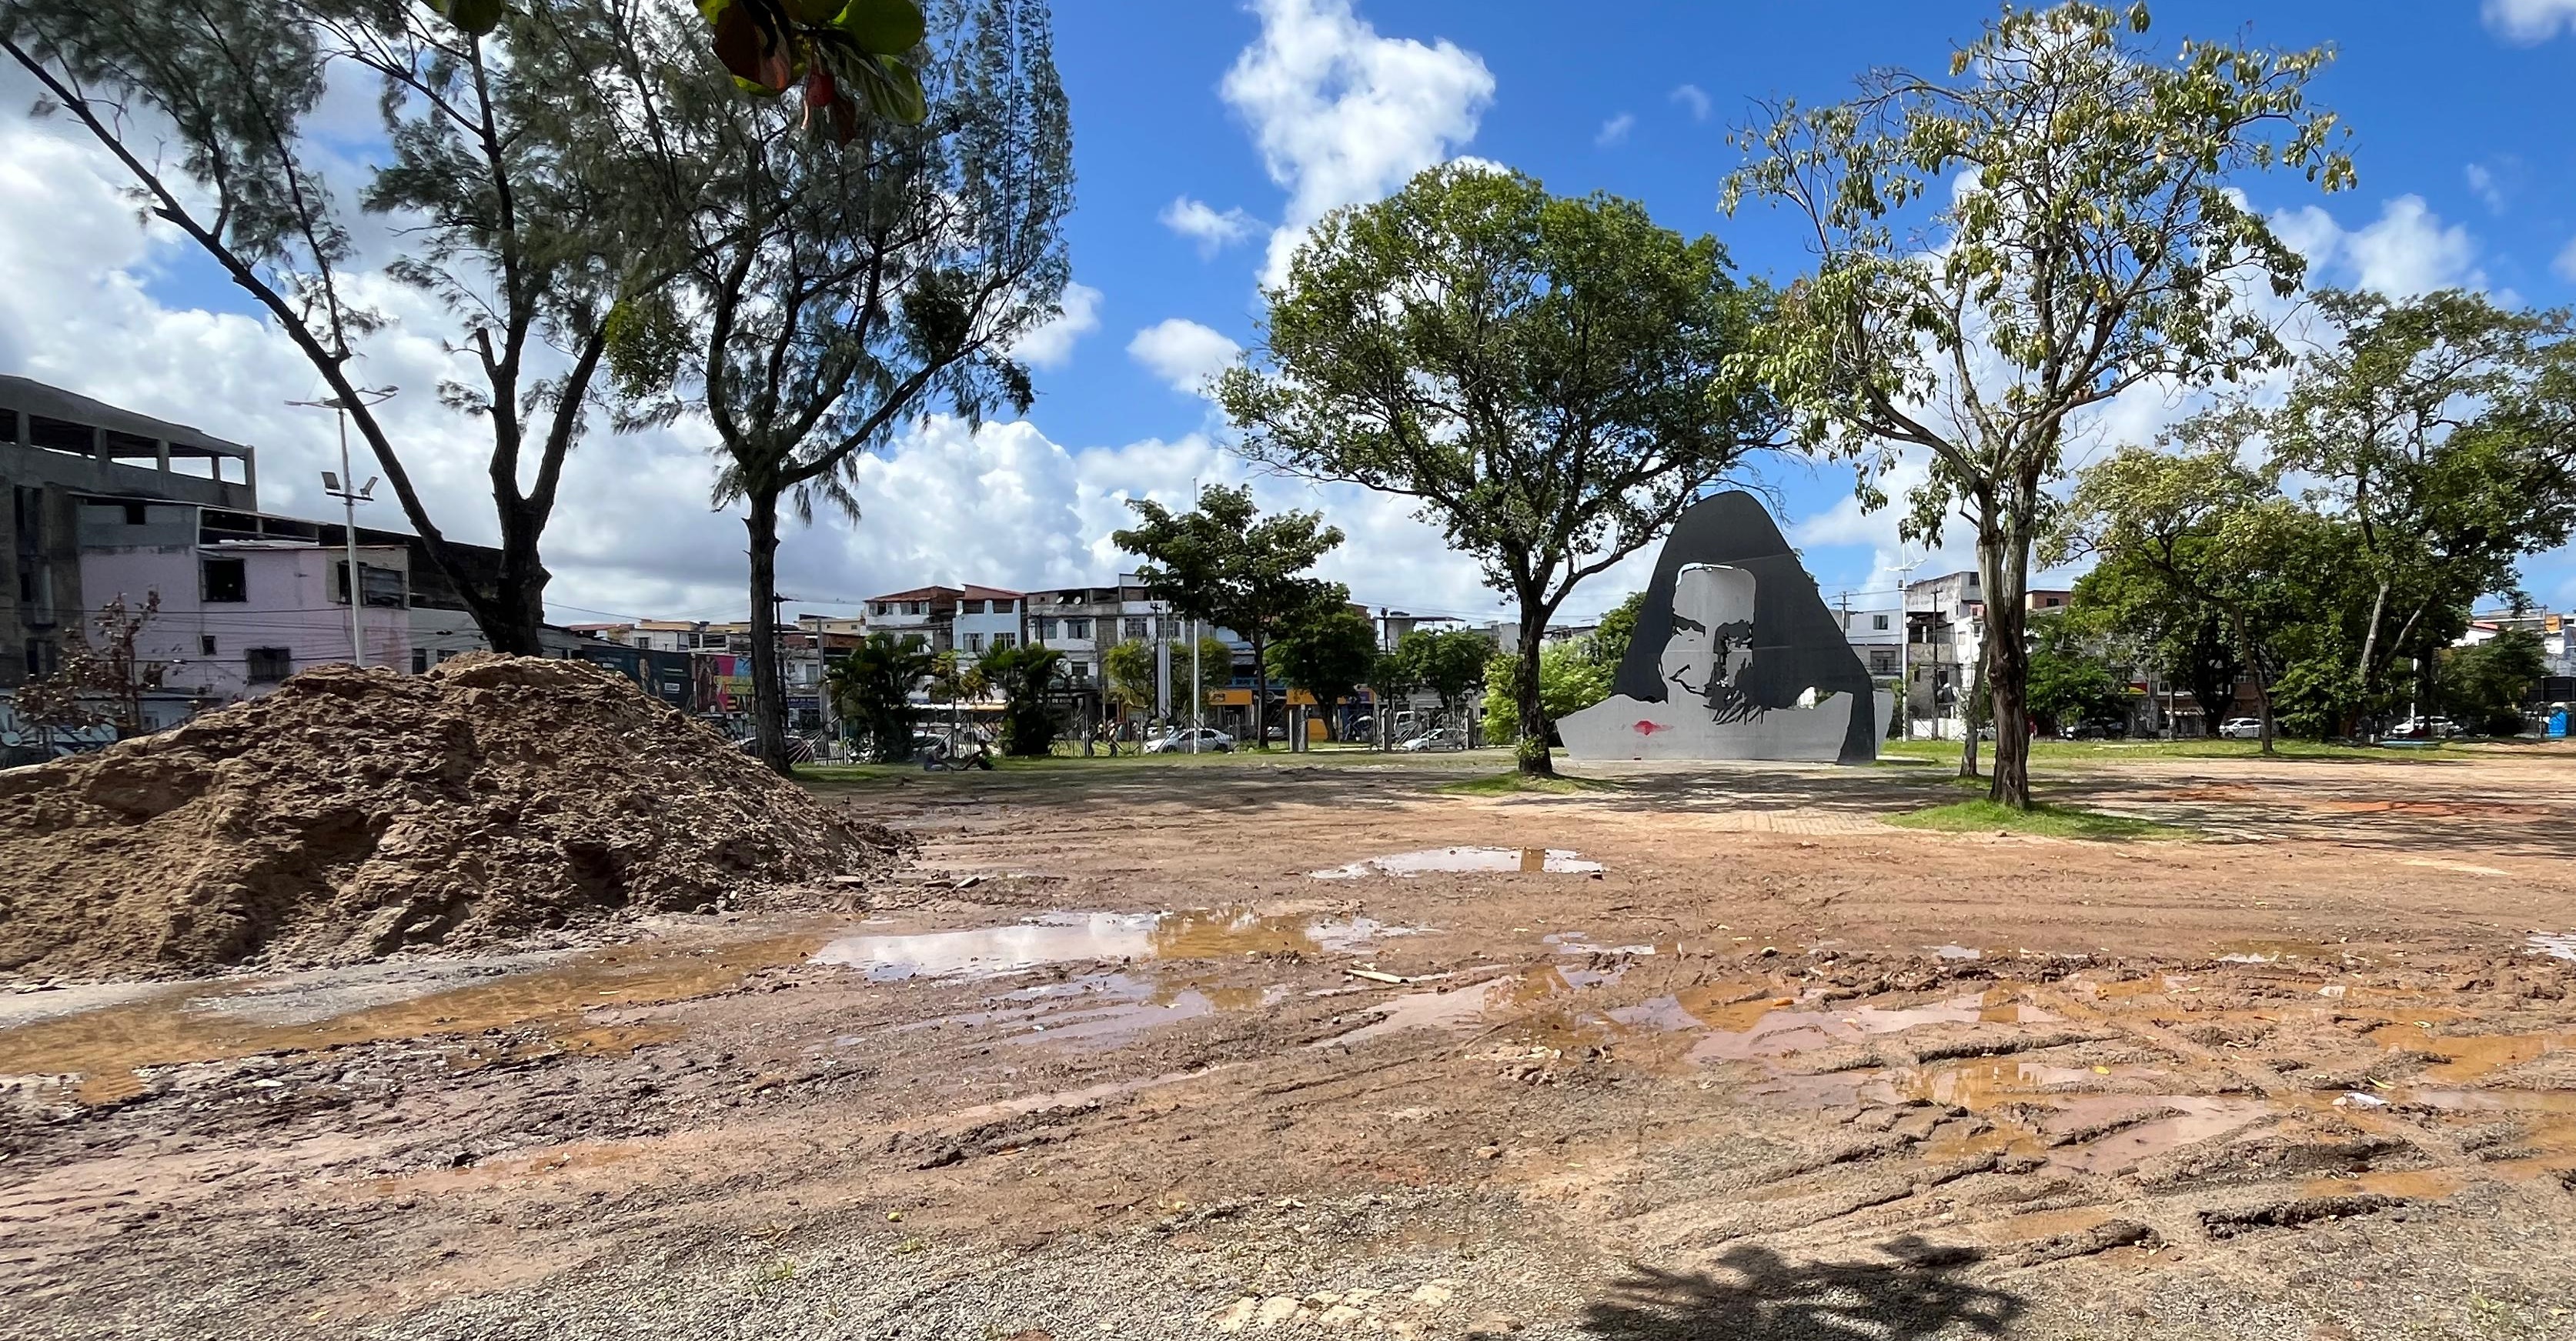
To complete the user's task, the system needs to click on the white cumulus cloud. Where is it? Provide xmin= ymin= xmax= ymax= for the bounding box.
xmin=2485 ymin=0 xmax=2576 ymax=43
xmin=1006 ymin=281 xmax=1101 ymax=371
xmin=1220 ymin=0 xmax=1495 ymax=287
xmin=1159 ymin=196 xmax=1261 ymax=258
xmin=2555 ymin=235 xmax=2576 ymax=282
xmin=2274 ymin=195 xmax=2484 ymax=299
xmin=1126 ymin=319 xmax=1243 ymax=397
xmin=1669 ymin=83 xmax=1711 ymax=122
xmin=1595 ymin=112 xmax=1635 ymax=148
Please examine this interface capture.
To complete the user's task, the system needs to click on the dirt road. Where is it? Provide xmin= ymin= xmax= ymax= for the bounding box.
xmin=8 ymin=747 xmax=2576 ymax=1339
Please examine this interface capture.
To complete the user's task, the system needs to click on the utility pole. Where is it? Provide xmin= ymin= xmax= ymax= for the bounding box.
xmin=1190 ymin=616 xmax=1202 ymax=753
xmin=1893 ymin=555 xmax=1923 ymax=741
xmin=289 ymin=385 xmax=396 ymax=668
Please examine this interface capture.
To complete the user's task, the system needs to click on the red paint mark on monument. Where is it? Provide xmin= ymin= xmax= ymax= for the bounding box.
xmin=1632 ymin=720 xmax=1668 ymax=737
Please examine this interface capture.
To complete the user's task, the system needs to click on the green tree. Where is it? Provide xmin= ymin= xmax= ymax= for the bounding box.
xmin=826 ymin=632 xmax=933 ymax=760
xmin=1101 ymin=639 xmax=1157 ymax=728
xmin=975 ymin=642 xmax=1064 ymax=757
xmin=1365 ymin=647 xmax=1420 ymax=749
xmin=616 ymin=0 xmax=1073 ymax=776
xmin=2264 ymin=289 xmax=2576 ymax=723
xmin=1726 ymin=1 xmax=2352 ymax=806
xmin=927 ymin=646 xmax=987 ymax=742
xmin=1482 ymin=641 xmax=1615 ymax=744
xmin=1395 ymin=628 xmax=1493 ymax=736
xmin=1588 ymin=592 xmax=1647 ymax=670
xmin=2051 ymin=439 xmax=2323 ymax=753
xmin=2068 ymin=565 xmax=2244 ymax=734
xmin=1112 ymin=484 xmax=1345 ymax=751
xmin=1265 ymin=601 xmax=1377 ymax=740
xmin=3 ymin=0 xmax=676 ymax=652
xmin=2023 ymin=621 xmax=2127 ymax=736
xmin=2441 ymin=629 xmax=2548 ymax=737
xmin=1217 ymin=165 xmax=1780 ymax=776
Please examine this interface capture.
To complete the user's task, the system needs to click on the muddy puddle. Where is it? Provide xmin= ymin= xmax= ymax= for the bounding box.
xmin=811 ymin=908 xmax=1415 ymax=981
xmin=890 ymin=972 xmax=1295 ymax=1050
xmin=1309 ymin=847 xmax=1604 ymax=879
xmin=0 ymin=932 xmax=825 ymax=1104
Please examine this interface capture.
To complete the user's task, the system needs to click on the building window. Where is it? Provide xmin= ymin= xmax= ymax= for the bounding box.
xmin=992 ymin=633 xmax=1017 ymax=652
xmin=1070 ymin=660 xmax=1091 ymax=682
xmin=1869 ymin=649 xmax=1898 ymax=675
xmin=1124 ymin=616 xmax=1148 ymax=641
xmin=411 ymin=649 xmax=429 ymax=673
xmin=335 ymin=560 xmax=406 ymax=607
xmin=246 ymin=647 xmax=293 ymax=683
xmin=1872 ymin=614 xmax=1889 ymax=630
xmin=23 ymin=639 xmax=57 ymax=679
xmin=907 ymin=601 xmax=927 ymax=615
xmin=1065 ymin=617 xmax=1091 ymax=639
xmin=122 ymin=502 xmax=148 ymax=525
xmin=963 ymin=599 xmax=984 ymax=614
xmin=964 ymin=633 xmax=984 ymax=654
xmin=202 ymin=556 xmax=247 ymax=603
xmin=1034 ymin=617 xmax=1057 ymax=642
xmin=199 ymin=635 xmax=218 ymax=656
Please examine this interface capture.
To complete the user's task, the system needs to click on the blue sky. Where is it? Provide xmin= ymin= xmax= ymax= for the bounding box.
xmin=5 ymin=1 xmax=2573 ymax=626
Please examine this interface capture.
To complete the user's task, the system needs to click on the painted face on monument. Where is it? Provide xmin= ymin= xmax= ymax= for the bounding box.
xmin=1659 ymin=565 xmax=1758 ymax=712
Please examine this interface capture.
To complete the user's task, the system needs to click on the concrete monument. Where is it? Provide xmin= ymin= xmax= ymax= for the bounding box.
xmin=1558 ymin=491 xmax=1890 ymax=764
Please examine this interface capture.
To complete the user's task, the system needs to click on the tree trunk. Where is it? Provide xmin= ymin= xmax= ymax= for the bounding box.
xmin=2253 ymin=659 xmax=2277 ymax=756
xmin=1247 ymin=634 xmax=1267 ymax=750
xmin=1515 ymin=604 xmax=1555 ymax=777
xmin=1958 ymin=650 xmax=1984 ymax=780
xmin=1980 ymin=502 xmax=2036 ymax=810
xmin=744 ymin=490 xmax=792 ymax=778
xmin=2356 ymin=578 xmax=2388 ymax=711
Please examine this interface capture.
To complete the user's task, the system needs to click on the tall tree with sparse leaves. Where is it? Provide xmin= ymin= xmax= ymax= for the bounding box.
xmin=2 ymin=0 xmax=682 ymax=653
xmin=1724 ymin=2 xmax=2353 ymax=806
xmin=612 ymin=0 xmax=1073 ymax=776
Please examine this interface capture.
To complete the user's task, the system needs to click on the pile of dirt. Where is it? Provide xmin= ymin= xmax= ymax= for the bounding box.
xmin=0 ymin=655 xmax=904 ymax=978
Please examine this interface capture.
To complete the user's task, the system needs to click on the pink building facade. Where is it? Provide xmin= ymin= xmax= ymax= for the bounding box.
xmin=77 ymin=500 xmax=409 ymax=706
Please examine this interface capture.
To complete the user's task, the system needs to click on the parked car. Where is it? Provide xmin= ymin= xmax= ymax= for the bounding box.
xmin=2217 ymin=717 xmax=2264 ymax=740
xmin=2390 ymin=716 xmax=2456 ymax=740
xmin=2057 ymin=717 xmax=2127 ymax=741
xmin=1396 ymin=728 xmax=1461 ymax=752
xmin=1143 ymin=727 xmax=1233 ymax=754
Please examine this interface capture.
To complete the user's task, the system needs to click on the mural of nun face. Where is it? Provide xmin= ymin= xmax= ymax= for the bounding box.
xmin=1554 ymin=490 xmax=1891 ymax=763
xmin=1659 ymin=565 xmax=1762 ymax=724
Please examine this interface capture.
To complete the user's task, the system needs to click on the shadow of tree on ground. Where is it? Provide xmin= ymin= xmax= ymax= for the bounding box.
xmin=1580 ymin=1239 xmax=2023 ymax=1339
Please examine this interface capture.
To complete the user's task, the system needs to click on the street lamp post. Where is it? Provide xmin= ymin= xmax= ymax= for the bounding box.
xmin=288 ymin=386 xmax=396 ymax=668
xmin=1893 ymin=554 xmax=1923 ymax=741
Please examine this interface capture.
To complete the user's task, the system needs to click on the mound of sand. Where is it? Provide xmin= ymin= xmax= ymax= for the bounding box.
xmin=0 ymin=655 xmax=902 ymax=978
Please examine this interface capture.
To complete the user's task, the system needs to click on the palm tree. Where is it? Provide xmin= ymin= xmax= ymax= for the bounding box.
xmin=826 ymin=633 xmax=935 ymax=761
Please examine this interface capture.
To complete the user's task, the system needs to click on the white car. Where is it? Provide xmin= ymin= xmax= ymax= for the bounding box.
xmin=1396 ymin=729 xmax=1458 ymax=752
xmin=2217 ymin=717 xmax=2264 ymax=740
xmin=1144 ymin=727 xmax=1233 ymax=754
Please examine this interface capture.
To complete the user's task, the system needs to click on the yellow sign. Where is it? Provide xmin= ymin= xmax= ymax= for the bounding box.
xmin=1207 ymin=689 xmax=1328 ymax=707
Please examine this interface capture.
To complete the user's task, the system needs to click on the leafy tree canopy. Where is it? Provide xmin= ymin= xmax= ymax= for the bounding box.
xmin=1218 ymin=163 xmax=1779 ymax=773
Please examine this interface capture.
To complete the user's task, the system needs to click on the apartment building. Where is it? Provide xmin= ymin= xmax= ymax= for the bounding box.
xmin=2 ymin=376 xmax=259 ymax=687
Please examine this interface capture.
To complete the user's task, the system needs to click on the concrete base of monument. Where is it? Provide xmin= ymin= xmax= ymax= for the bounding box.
xmin=1558 ymin=689 xmax=1894 ymax=763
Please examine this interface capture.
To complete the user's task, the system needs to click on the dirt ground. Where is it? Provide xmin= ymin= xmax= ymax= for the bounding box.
xmin=8 ymin=746 xmax=2576 ymax=1339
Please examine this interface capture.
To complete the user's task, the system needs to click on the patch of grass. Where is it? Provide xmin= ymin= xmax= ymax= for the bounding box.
xmin=1437 ymin=770 xmax=1622 ymax=796
xmin=1876 ymin=737 xmax=2456 ymax=764
xmin=1885 ymin=799 xmax=2194 ymax=841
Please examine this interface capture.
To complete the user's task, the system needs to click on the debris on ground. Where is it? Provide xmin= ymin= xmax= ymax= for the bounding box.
xmin=0 ymin=655 xmax=902 ymax=977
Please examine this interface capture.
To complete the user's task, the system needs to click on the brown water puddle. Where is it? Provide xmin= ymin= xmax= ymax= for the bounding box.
xmin=1687 ymin=990 xmax=2061 ymax=1063
xmin=0 ymin=932 xmax=819 ymax=1103
xmin=812 ymin=908 xmax=1414 ymax=981
xmin=2368 ymin=1022 xmax=2576 ymax=1085
xmin=895 ymin=972 xmax=1296 ymax=1051
xmin=1309 ymin=847 xmax=1604 ymax=879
